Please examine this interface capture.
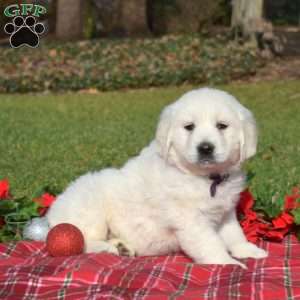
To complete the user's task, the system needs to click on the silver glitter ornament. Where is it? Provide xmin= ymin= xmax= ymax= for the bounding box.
xmin=23 ymin=217 xmax=49 ymax=241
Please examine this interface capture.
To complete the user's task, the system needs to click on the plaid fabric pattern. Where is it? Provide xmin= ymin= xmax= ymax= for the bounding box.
xmin=1 ymin=235 xmax=300 ymax=299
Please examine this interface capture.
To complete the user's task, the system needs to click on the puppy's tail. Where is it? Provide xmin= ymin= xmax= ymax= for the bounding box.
xmin=23 ymin=217 xmax=50 ymax=241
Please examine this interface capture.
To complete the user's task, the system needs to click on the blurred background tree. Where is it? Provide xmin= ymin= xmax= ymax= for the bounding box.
xmin=1 ymin=0 xmax=299 ymax=41
xmin=148 ymin=0 xmax=223 ymax=34
xmin=265 ymin=0 xmax=300 ymax=25
xmin=0 ymin=1 xmax=299 ymax=94
xmin=231 ymin=0 xmax=264 ymax=40
xmin=56 ymin=0 xmax=84 ymax=39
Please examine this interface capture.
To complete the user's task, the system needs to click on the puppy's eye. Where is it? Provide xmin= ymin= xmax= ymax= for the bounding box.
xmin=216 ymin=122 xmax=228 ymax=130
xmin=184 ymin=123 xmax=195 ymax=131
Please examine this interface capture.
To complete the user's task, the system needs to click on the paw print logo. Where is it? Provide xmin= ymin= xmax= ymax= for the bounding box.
xmin=4 ymin=16 xmax=45 ymax=48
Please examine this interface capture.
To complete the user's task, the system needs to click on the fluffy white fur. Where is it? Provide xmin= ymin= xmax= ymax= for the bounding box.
xmin=46 ymin=88 xmax=267 ymax=267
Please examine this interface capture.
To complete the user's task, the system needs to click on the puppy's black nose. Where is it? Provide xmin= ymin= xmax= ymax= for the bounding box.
xmin=197 ymin=142 xmax=215 ymax=156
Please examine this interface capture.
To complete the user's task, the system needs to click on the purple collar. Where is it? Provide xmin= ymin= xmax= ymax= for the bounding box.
xmin=209 ymin=173 xmax=229 ymax=197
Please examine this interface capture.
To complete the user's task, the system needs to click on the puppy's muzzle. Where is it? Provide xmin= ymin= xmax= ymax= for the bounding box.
xmin=197 ymin=142 xmax=215 ymax=162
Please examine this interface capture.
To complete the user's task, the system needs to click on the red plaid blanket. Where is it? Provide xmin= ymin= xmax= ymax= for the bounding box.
xmin=0 ymin=235 xmax=299 ymax=300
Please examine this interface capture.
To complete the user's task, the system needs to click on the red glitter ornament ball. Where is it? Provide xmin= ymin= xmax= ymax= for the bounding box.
xmin=46 ymin=223 xmax=85 ymax=257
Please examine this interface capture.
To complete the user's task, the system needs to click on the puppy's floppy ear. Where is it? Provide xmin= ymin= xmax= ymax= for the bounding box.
xmin=155 ymin=105 xmax=174 ymax=160
xmin=238 ymin=106 xmax=257 ymax=162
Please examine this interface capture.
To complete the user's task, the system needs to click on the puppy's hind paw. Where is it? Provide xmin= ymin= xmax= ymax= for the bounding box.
xmin=108 ymin=239 xmax=136 ymax=257
xmin=85 ymin=240 xmax=119 ymax=255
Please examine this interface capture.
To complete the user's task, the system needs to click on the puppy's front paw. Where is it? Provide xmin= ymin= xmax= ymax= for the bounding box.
xmin=230 ymin=242 xmax=268 ymax=259
xmin=201 ymin=256 xmax=247 ymax=269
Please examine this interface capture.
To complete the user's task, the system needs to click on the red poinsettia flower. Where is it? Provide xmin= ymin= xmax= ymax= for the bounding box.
xmin=264 ymin=227 xmax=290 ymax=242
xmin=284 ymin=187 xmax=300 ymax=211
xmin=41 ymin=193 xmax=56 ymax=207
xmin=237 ymin=189 xmax=254 ymax=214
xmin=240 ymin=221 xmax=261 ymax=243
xmin=238 ymin=190 xmax=263 ymax=242
xmin=37 ymin=207 xmax=48 ymax=217
xmin=33 ymin=193 xmax=56 ymax=216
xmin=272 ymin=212 xmax=294 ymax=229
xmin=0 ymin=179 xmax=9 ymax=199
xmin=237 ymin=187 xmax=299 ymax=243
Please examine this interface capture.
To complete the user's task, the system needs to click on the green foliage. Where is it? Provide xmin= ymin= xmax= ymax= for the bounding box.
xmin=0 ymin=183 xmax=59 ymax=242
xmin=0 ymin=196 xmax=40 ymax=242
xmin=292 ymin=208 xmax=300 ymax=225
xmin=0 ymin=198 xmax=39 ymax=221
xmin=0 ymin=35 xmax=263 ymax=93
xmin=254 ymin=196 xmax=284 ymax=220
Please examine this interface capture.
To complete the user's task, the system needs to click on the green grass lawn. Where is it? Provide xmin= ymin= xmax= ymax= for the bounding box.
xmin=0 ymin=81 xmax=300 ymax=208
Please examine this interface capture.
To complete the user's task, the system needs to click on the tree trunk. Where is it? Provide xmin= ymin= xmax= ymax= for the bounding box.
xmin=120 ymin=0 xmax=149 ymax=36
xmin=231 ymin=0 xmax=264 ymax=41
xmin=91 ymin=0 xmax=149 ymax=37
xmin=231 ymin=0 xmax=284 ymax=56
xmin=56 ymin=0 xmax=84 ymax=40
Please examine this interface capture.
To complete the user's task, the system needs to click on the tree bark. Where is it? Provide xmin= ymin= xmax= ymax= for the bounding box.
xmin=231 ymin=0 xmax=284 ymax=56
xmin=56 ymin=0 xmax=84 ymax=40
xmin=120 ymin=0 xmax=149 ymax=36
xmin=91 ymin=0 xmax=149 ymax=37
xmin=231 ymin=0 xmax=264 ymax=40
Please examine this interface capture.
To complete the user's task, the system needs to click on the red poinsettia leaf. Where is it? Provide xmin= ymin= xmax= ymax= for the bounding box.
xmin=243 ymin=224 xmax=262 ymax=242
xmin=41 ymin=193 xmax=56 ymax=207
xmin=284 ymin=195 xmax=295 ymax=211
xmin=272 ymin=212 xmax=294 ymax=229
xmin=240 ymin=216 xmax=257 ymax=230
xmin=237 ymin=189 xmax=254 ymax=214
xmin=245 ymin=234 xmax=259 ymax=243
xmin=258 ymin=222 xmax=269 ymax=232
xmin=264 ymin=227 xmax=291 ymax=242
xmin=284 ymin=186 xmax=300 ymax=211
xmin=0 ymin=179 xmax=9 ymax=199
xmin=281 ymin=212 xmax=294 ymax=224
xmin=284 ymin=195 xmax=300 ymax=211
xmin=242 ymin=221 xmax=260 ymax=236
xmin=240 ymin=218 xmax=251 ymax=229
xmin=264 ymin=230 xmax=285 ymax=241
xmin=33 ymin=193 xmax=56 ymax=208
xmin=245 ymin=210 xmax=258 ymax=221
xmin=37 ymin=207 xmax=49 ymax=217
xmin=292 ymin=187 xmax=300 ymax=194
xmin=272 ymin=216 xmax=287 ymax=229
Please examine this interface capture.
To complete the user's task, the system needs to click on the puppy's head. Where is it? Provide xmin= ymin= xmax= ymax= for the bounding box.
xmin=156 ymin=88 xmax=257 ymax=175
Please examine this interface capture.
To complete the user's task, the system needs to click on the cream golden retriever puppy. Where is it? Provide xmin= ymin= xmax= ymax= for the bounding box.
xmin=34 ymin=88 xmax=268 ymax=267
